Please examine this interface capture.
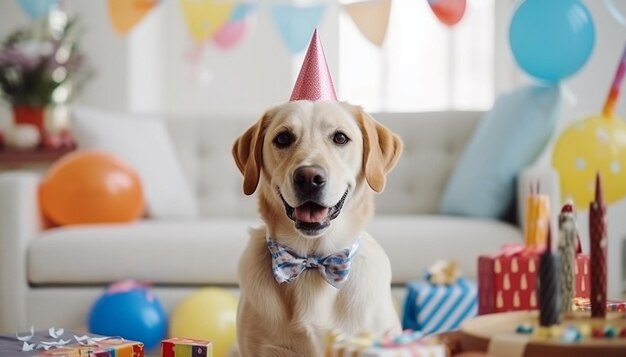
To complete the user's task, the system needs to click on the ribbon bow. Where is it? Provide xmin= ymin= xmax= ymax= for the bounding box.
xmin=267 ymin=238 xmax=360 ymax=289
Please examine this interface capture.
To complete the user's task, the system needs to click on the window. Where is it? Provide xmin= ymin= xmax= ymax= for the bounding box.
xmin=338 ymin=0 xmax=495 ymax=112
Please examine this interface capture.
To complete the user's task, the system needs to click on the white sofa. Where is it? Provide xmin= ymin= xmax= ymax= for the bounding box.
xmin=0 ymin=111 xmax=533 ymax=333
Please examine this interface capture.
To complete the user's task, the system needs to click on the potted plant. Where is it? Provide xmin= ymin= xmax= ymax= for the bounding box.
xmin=0 ymin=9 xmax=92 ymax=149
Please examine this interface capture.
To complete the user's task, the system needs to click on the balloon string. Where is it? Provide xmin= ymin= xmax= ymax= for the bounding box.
xmin=602 ymin=42 xmax=626 ymax=119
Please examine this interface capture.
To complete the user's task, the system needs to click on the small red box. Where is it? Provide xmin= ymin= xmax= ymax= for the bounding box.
xmin=478 ymin=244 xmax=590 ymax=314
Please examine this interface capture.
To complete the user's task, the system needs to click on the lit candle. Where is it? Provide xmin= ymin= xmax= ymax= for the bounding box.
xmin=590 ymin=173 xmax=607 ymax=318
xmin=558 ymin=202 xmax=578 ymax=314
xmin=539 ymin=227 xmax=561 ymax=327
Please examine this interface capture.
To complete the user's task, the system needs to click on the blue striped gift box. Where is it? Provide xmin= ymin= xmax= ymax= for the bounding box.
xmin=402 ymin=277 xmax=477 ymax=335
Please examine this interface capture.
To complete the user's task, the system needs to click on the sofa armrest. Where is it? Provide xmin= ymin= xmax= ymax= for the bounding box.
xmin=0 ymin=172 xmax=44 ymax=331
xmin=517 ymin=165 xmax=561 ymax=237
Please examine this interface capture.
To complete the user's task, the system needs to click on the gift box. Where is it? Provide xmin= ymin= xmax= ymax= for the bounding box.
xmin=478 ymin=244 xmax=590 ymax=314
xmin=0 ymin=329 xmax=143 ymax=357
xmin=572 ymin=297 xmax=626 ymax=312
xmin=161 ymin=338 xmax=212 ymax=357
xmin=401 ymin=276 xmax=477 ymax=335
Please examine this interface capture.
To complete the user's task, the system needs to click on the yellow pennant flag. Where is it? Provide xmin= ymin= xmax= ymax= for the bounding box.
xmin=343 ymin=0 xmax=391 ymax=47
xmin=107 ymin=0 xmax=157 ymax=35
xmin=180 ymin=0 xmax=235 ymax=42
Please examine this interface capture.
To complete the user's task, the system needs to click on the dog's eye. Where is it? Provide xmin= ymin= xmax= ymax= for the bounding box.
xmin=274 ymin=132 xmax=295 ymax=148
xmin=332 ymin=132 xmax=350 ymax=145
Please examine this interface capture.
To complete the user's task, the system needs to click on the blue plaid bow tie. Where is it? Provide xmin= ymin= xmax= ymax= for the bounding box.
xmin=266 ymin=238 xmax=360 ymax=289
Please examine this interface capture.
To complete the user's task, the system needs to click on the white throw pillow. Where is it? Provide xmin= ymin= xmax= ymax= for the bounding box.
xmin=71 ymin=107 xmax=198 ymax=219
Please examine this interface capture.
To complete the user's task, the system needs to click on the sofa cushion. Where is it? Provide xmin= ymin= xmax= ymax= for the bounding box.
xmin=439 ymin=85 xmax=562 ymax=219
xmin=72 ymin=107 xmax=198 ymax=219
xmin=28 ymin=219 xmax=261 ymax=285
xmin=28 ymin=216 xmax=521 ymax=286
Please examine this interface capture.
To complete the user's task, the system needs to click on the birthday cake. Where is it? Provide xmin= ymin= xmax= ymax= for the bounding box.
xmin=459 ymin=310 xmax=626 ymax=357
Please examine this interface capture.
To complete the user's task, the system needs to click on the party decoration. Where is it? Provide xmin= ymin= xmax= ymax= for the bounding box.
xmin=589 ymin=174 xmax=607 ymax=318
xmin=107 ymin=0 xmax=157 ymax=35
xmin=538 ymin=229 xmax=561 ymax=327
xmin=169 ymin=288 xmax=237 ymax=357
xmin=290 ymin=29 xmax=337 ymax=101
xmin=88 ymin=280 xmax=167 ymax=350
xmin=180 ymin=0 xmax=234 ymax=43
xmin=553 ymin=43 xmax=626 ymax=207
xmin=17 ymin=0 xmax=58 ymax=19
xmin=230 ymin=2 xmax=257 ymax=22
xmin=427 ymin=0 xmax=466 ymax=27
xmin=523 ymin=182 xmax=550 ymax=249
xmin=270 ymin=4 xmax=325 ymax=54
xmin=39 ymin=150 xmax=144 ymax=226
xmin=558 ymin=202 xmax=580 ymax=314
xmin=509 ymin=0 xmax=595 ymax=83
xmin=343 ymin=0 xmax=391 ymax=47
xmin=213 ymin=3 xmax=257 ymax=50
xmin=213 ymin=19 xmax=249 ymax=50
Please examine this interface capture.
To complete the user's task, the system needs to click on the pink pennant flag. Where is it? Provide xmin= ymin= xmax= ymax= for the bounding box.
xmin=290 ymin=29 xmax=337 ymax=101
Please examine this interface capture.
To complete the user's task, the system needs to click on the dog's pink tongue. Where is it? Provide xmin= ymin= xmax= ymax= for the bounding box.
xmin=295 ymin=206 xmax=329 ymax=223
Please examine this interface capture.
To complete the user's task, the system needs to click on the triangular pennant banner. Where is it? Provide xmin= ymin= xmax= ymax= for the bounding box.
xmin=180 ymin=0 xmax=235 ymax=43
xmin=343 ymin=0 xmax=391 ymax=47
xmin=107 ymin=0 xmax=157 ymax=35
xmin=270 ymin=4 xmax=326 ymax=54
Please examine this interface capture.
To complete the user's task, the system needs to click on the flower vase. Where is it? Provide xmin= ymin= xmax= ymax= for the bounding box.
xmin=12 ymin=106 xmax=45 ymax=137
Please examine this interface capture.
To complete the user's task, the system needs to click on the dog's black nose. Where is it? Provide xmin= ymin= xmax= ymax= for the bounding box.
xmin=293 ymin=165 xmax=326 ymax=196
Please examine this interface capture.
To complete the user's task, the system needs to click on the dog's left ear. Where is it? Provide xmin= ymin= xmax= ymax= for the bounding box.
xmin=232 ymin=113 xmax=270 ymax=195
xmin=355 ymin=109 xmax=403 ymax=192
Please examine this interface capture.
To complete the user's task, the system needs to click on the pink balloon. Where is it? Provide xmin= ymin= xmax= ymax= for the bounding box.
xmin=213 ymin=20 xmax=248 ymax=50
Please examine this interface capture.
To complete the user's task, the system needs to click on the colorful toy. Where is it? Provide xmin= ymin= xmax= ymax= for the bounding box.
xmin=39 ymin=150 xmax=144 ymax=226
xmin=88 ymin=280 xmax=167 ymax=350
xmin=509 ymin=0 xmax=595 ymax=83
xmin=552 ymin=43 xmax=626 ymax=207
xmin=169 ymin=288 xmax=237 ymax=357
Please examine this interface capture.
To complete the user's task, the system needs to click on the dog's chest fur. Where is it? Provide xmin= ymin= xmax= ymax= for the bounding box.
xmin=236 ymin=228 xmax=395 ymax=355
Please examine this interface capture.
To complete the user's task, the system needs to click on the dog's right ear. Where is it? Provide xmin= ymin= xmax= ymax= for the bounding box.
xmin=232 ymin=114 xmax=269 ymax=195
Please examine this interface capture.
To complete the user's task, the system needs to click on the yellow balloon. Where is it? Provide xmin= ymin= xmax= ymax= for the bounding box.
xmin=180 ymin=0 xmax=234 ymax=42
xmin=552 ymin=114 xmax=626 ymax=208
xmin=169 ymin=288 xmax=238 ymax=357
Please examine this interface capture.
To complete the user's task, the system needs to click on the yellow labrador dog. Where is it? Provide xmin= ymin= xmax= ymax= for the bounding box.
xmin=232 ymin=100 xmax=403 ymax=356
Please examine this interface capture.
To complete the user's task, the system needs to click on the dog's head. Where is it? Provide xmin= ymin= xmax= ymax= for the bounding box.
xmin=233 ymin=101 xmax=402 ymax=239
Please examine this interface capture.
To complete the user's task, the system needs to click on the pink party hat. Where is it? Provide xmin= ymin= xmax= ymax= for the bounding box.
xmin=290 ymin=29 xmax=338 ymax=101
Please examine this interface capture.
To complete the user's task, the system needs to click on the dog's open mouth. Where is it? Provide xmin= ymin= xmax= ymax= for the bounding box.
xmin=280 ymin=189 xmax=348 ymax=236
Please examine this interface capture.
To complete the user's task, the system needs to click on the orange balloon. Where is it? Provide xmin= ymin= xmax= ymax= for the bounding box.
xmin=39 ymin=150 xmax=144 ymax=226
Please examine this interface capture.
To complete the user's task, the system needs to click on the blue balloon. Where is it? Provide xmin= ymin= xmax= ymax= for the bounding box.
xmin=88 ymin=286 xmax=167 ymax=350
xmin=509 ymin=0 xmax=595 ymax=83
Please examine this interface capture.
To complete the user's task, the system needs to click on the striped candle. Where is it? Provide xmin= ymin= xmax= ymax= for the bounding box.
xmin=558 ymin=202 xmax=578 ymax=314
xmin=538 ymin=228 xmax=561 ymax=327
xmin=602 ymin=42 xmax=626 ymax=119
xmin=590 ymin=173 xmax=608 ymax=318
